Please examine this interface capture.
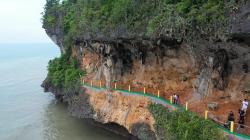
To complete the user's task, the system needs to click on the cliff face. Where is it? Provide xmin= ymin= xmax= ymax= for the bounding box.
xmin=42 ymin=1 xmax=250 ymax=139
xmin=60 ymin=35 xmax=250 ymax=102
xmin=44 ymin=1 xmax=250 ymax=99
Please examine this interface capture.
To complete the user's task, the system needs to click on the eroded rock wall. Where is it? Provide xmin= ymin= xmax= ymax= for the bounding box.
xmin=70 ymin=38 xmax=249 ymax=101
xmin=68 ymin=87 xmax=156 ymax=140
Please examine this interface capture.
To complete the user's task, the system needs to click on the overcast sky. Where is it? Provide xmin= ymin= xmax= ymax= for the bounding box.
xmin=0 ymin=0 xmax=52 ymax=43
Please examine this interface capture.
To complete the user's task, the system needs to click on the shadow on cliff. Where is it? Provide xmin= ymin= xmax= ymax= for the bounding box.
xmin=131 ymin=122 xmax=156 ymax=140
xmin=96 ymin=122 xmax=140 ymax=140
xmin=67 ymin=88 xmax=95 ymax=119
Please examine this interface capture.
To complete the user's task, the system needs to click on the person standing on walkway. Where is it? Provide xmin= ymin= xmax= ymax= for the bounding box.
xmin=224 ymin=111 xmax=235 ymax=129
xmin=237 ymin=109 xmax=245 ymax=130
xmin=242 ymin=99 xmax=249 ymax=113
xmin=173 ymin=94 xmax=177 ymax=104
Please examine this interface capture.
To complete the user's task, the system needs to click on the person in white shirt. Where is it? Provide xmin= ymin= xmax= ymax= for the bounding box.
xmin=242 ymin=99 xmax=249 ymax=112
xmin=173 ymin=94 xmax=177 ymax=104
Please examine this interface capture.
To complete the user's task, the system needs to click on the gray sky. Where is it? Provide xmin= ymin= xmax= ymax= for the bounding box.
xmin=0 ymin=0 xmax=52 ymax=43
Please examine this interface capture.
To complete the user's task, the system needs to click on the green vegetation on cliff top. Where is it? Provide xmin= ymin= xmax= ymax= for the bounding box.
xmin=149 ymin=104 xmax=226 ymax=140
xmin=43 ymin=0 xmax=238 ymax=46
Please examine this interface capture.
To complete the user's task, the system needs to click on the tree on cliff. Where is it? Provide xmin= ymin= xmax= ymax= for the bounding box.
xmin=47 ymin=53 xmax=85 ymax=92
xmin=42 ymin=0 xmax=60 ymax=29
xmin=45 ymin=0 xmax=59 ymax=9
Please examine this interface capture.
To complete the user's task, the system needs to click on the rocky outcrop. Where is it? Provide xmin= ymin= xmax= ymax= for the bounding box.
xmin=68 ymin=88 xmax=156 ymax=140
xmin=43 ymin=11 xmax=65 ymax=53
xmin=42 ymin=78 xmax=65 ymax=101
xmin=42 ymin=78 xmax=157 ymax=140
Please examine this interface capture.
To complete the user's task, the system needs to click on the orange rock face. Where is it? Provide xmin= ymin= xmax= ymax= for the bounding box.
xmin=70 ymin=40 xmax=250 ymax=137
xmin=84 ymin=88 xmax=156 ymax=139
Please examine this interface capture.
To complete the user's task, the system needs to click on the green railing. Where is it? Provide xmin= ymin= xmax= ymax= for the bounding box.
xmin=82 ymin=83 xmax=250 ymax=140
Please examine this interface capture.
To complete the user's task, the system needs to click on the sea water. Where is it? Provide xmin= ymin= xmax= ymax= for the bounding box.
xmin=0 ymin=44 xmax=127 ymax=140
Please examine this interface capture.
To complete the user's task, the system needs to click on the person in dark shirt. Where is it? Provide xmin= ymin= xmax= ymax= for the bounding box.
xmin=238 ymin=109 xmax=245 ymax=129
xmin=224 ymin=111 xmax=235 ymax=129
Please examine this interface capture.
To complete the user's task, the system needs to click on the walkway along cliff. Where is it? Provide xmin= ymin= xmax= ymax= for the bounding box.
xmin=42 ymin=1 xmax=250 ymax=140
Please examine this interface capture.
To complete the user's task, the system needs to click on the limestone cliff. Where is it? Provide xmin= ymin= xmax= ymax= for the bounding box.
xmin=42 ymin=0 xmax=250 ymax=139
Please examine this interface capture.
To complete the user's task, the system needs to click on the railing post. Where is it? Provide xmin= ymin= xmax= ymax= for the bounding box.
xmin=91 ymin=81 xmax=93 ymax=86
xmin=230 ymin=121 xmax=234 ymax=132
xmin=185 ymin=102 xmax=188 ymax=111
xmin=205 ymin=110 xmax=208 ymax=120
xmin=157 ymin=90 xmax=160 ymax=98
xmin=170 ymin=96 xmax=173 ymax=104
xmin=129 ymin=85 xmax=131 ymax=92
xmin=144 ymin=87 xmax=146 ymax=94
xmin=83 ymin=79 xmax=85 ymax=85
xmin=99 ymin=81 xmax=102 ymax=88
xmin=115 ymin=83 xmax=117 ymax=89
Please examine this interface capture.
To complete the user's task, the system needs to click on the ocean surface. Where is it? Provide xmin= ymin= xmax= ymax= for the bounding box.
xmin=0 ymin=44 xmax=127 ymax=140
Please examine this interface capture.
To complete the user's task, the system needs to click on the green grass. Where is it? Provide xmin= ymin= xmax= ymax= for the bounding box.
xmin=148 ymin=104 xmax=226 ymax=140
